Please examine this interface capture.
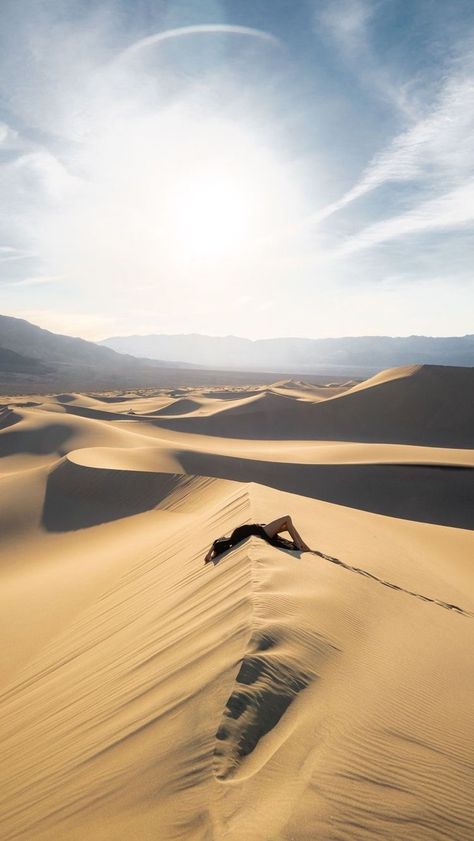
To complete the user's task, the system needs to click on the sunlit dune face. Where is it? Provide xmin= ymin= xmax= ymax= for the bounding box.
xmin=171 ymin=171 xmax=254 ymax=261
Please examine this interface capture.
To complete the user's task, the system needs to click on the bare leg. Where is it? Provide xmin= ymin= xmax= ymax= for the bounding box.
xmin=263 ymin=515 xmax=310 ymax=552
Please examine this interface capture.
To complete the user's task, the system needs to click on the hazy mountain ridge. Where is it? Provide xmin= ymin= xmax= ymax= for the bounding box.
xmin=0 ymin=315 xmax=199 ymax=393
xmin=0 ymin=315 xmax=350 ymax=393
xmin=0 ymin=315 xmax=190 ymax=368
xmin=0 ymin=346 xmax=53 ymax=374
xmin=100 ymin=333 xmax=474 ymax=371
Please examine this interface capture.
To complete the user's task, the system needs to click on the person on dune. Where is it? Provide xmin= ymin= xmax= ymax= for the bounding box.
xmin=204 ymin=515 xmax=311 ymax=563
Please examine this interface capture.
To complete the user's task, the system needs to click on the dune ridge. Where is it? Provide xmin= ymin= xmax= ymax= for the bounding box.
xmin=1 ymin=364 xmax=473 ymax=840
xmin=135 ymin=365 xmax=474 ymax=447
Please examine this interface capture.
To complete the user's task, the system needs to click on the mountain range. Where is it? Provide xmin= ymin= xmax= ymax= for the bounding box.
xmin=0 ymin=315 xmax=333 ymax=393
xmin=1 ymin=314 xmax=473 ymax=394
xmin=100 ymin=332 xmax=474 ymax=372
xmin=0 ymin=314 xmax=196 ymax=393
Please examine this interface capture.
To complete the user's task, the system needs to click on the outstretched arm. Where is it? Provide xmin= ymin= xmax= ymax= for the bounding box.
xmin=204 ymin=547 xmax=215 ymax=564
xmin=263 ymin=515 xmax=311 ymax=552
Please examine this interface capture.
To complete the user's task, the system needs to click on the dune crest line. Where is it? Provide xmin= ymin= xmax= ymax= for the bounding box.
xmin=310 ymin=549 xmax=474 ymax=618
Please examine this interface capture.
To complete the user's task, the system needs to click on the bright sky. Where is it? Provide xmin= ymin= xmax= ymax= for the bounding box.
xmin=1 ymin=0 xmax=473 ymax=340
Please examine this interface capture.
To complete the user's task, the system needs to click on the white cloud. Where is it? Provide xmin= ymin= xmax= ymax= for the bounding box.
xmin=9 ymin=151 xmax=78 ymax=200
xmin=315 ymin=0 xmax=417 ymax=116
xmin=338 ymin=179 xmax=474 ymax=253
xmin=0 ymin=121 xmax=20 ymax=147
xmin=0 ymin=0 xmax=473 ymax=339
xmin=317 ymin=0 xmax=376 ymax=48
xmin=315 ymin=68 xmax=474 ymax=225
xmin=298 ymin=33 xmax=474 ymax=261
xmin=0 ymin=251 xmax=35 ymax=263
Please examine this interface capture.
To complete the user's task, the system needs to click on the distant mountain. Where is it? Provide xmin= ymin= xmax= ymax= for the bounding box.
xmin=1 ymin=315 xmax=339 ymax=394
xmin=0 ymin=346 xmax=52 ymax=375
xmin=99 ymin=333 xmax=474 ymax=372
xmin=0 ymin=314 xmax=197 ymax=393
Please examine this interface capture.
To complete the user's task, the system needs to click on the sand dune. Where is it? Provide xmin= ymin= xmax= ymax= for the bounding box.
xmin=147 ymin=365 xmax=474 ymax=447
xmin=0 ymin=364 xmax=473 ymax=840
xmin=268 ymin=378 xmax=348 ymax=401
xmin=0 ymin=406 xmax=22 ymax=430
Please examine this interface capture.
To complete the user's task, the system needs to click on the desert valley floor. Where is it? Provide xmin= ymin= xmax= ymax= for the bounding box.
xmin=0 ymin=364 xmax=473 ymax=841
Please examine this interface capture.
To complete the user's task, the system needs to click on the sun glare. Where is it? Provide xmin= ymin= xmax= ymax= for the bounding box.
xmin=171 ymin=172 xmax=254 ymax=261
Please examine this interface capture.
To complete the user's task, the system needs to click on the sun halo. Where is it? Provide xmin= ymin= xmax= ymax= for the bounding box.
xmin=171 ymin=172 xmax=255 ymax=261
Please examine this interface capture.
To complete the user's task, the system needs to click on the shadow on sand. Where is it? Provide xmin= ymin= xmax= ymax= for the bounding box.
xmin=42 ymin=461 xmax=185 ymax=531
xmin=0 ymin=424 xmax=72 ymax=457
xmin=179 ymin=451 xmax=474 ymax=530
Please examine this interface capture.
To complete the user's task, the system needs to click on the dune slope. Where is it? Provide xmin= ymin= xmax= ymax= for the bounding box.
xmin=148 ymin=365 xmax=474 ymax=447
xmin=0 ymin=367 xmax=473 ymax=840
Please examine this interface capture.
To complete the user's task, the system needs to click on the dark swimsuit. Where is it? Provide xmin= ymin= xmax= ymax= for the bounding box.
xmin=211 ymin=523 xmax=296 ymax=557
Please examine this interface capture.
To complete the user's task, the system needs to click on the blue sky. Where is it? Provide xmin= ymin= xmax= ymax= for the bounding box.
xmin=1 ymin=0 xmax=473 ymax=339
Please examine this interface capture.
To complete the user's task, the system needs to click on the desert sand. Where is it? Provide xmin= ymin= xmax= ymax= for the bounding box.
xmin=0 ymin=364 xmax=473 ymax=840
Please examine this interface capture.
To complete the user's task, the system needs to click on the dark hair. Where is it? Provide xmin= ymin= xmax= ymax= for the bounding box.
xmin=212 ymin=537 xmax=233 ymax=557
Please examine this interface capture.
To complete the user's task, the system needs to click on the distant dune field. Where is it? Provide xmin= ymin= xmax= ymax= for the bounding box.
xmin=0 ymin=365 xmax=473 ymax=841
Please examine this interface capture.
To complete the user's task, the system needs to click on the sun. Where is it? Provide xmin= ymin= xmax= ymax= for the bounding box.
xmin=171 ymin=171 xmax=254 ymax=261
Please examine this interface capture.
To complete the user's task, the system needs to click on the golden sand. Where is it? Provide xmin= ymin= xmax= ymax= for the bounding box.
xmin=1 ymin=366 xmax=473 ymax=840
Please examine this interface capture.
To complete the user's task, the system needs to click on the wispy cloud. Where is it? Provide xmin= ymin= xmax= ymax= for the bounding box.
xmin=338 ymin=179 xmax=474 ymax=254
xmin=301 ymin=23 xmax=474 ymax=258
xmin=0 ymin=0 xmax=473 ymax=339
xmin=0 ymin=251 xmax=35 ymax=264
xmin=1 ymin=274 xmax=60 ymax=287
xmin=315 ymin=0 xmax=417 ymax=116
xmin=315 ymin=68 xmax=474 ymax=225
xmin=118 ymin=24 xmax=282 ymax=62
xmin=0 ymin=121 xmax=21 ymax=147
xmin=317 ymin=0 xmax=376 ymax=49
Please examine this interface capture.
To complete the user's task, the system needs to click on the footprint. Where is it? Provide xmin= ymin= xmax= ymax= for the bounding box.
xmin=213 ymin=629 xmax=314 ymax=780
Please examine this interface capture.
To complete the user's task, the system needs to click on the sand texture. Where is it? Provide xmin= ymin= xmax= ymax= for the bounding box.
xmin=0 ymin=364 xmax=473 ymax=840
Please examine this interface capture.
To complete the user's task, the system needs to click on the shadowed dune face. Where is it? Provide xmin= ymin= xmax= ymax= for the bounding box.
xmin=201 ymin=389 xmax=263 ymax=399
xmin=42 ymin=462 xmax=228 ymax=530
xmin=1 ymin=365 xmax=474 ymax=841
xmin=153 ymin=397 xmax=205 ymax=416
xmin=0 ymin=422 xmax=73 ymax=457
xmin=149 ymin=365 xmax=474 ymax=447
xmin=61 ymin=403 xmax=129 ymax=421
xmin=55 ymin=394 xmax=78 ymax=403
xmin=90 ymin=394 xmax=138 ymax=403
xmin=179 ymin=450 xmax=474 ymax=529
xmin=0 ymin=408 xmax=22 ymax=431
xmin=42 ymin=461 xmax=190 ymax=530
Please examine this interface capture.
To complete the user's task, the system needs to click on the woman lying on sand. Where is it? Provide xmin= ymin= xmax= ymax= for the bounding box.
xmin=204 ymin=515 xmax=311 ymax=563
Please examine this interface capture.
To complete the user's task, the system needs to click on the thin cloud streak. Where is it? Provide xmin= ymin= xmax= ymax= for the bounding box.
xmin=117 ymin=24 xmax=283 ymax=62
xmin=313 ymin=70 xmax=474 ymax=226
xmin=0 ymin=253 xmax=35 ymax=264
xmin=1 ymin=274 xmax=60 ymax=287
xmin=338 ymin=180 xmax=474 ymax=254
